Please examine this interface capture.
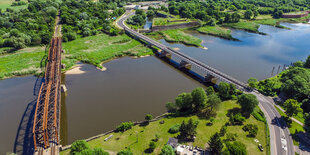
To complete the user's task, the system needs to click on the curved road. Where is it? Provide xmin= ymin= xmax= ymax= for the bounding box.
xmin=117 ymin=10 xmax=294 ymax=155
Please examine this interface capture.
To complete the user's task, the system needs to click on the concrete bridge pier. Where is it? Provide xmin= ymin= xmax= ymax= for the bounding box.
xmin=159 ymin=50 xmax=171 ymax=59
xmin=204 ymin=74 xmax=217 ymax=84
xmin=179 ymin=60 xmax=191 ymax=70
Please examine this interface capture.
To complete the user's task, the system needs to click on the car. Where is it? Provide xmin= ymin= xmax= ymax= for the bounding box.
xmin=258 ymin=144 xmax=264 ymax=151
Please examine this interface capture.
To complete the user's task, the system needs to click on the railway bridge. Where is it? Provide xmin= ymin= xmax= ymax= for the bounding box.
xmin=32 ymin=36 xmax=62 ymax=154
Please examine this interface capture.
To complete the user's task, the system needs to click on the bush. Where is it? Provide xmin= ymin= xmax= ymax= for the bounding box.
xmin=225 ymin=133 xmax=238 ymax=141
xmin=70 ymin=140 xmax=89 ymax=155
xmin=168 ymin=124 xmax=180 ymax=134
xmin=149 ymin=141 xmax=157 ymax=151
xmin=229 ymin=113 xmax=245 ymax=125
xmin=160 ymin=144 xmax=175 ymax=155
xmin=225 ymin=141 xmax=247 ymax=155
xmin=220 ymin=125 xmax=227 ymax=136
xmin=117 ymin=149 xmax=133 ymax=155
xmin=242 ymin=124 xmax=258 ymax=137
xmin=145 ymin=114 xmax=153 ymax=121
xmin=116 ymin=122 xmax=134 ymax=132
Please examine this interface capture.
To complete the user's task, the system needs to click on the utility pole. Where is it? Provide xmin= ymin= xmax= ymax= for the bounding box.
xmin=276 ymin=65 xmax=281 ymax=74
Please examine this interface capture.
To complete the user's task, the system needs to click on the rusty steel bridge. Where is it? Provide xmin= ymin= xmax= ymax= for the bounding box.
xmin=32 ymin=37 xmax=62 ymax=154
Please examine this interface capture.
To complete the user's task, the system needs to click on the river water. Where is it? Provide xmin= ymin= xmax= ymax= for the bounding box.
xmin=0 ymin=23 xmax=310 ymax=154
xmin=160 ymin=23 xmax=310 ymax=82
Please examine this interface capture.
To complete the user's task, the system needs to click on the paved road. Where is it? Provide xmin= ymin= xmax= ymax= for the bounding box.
xmin=117 ymin=11 xmax=295 ymax=155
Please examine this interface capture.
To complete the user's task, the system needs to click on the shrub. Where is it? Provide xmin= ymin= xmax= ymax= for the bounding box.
xmin=160 ymin=144 xmax=175 ymax=155
xmin=242 ymin=124 xmax=258 ymax=137
xmin=168 ymin=124 xmax=180 ymax=134
xmin=220 ymin=125 xmax=227 ymax=136
xmin=145 ymin=114 xmax=153 ymax=121
xmin=225 ymin=141 xmax=247 ymax=155
xmin=225 ymin=133 xmax=238 ymax=141
xmin=229 ymin=113 xmax=245 ymax=125
xmin=117 ymin=149 xmax=133 ymax=155
xmin=70 ymin=140 xmax=89 ymax=155
xmin=116 ymin=122 xmax=134 ymax=132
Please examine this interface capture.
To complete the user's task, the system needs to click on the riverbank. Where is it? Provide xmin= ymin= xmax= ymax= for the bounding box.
xmin=0 ymin=33 xmax=153 ymax=79
xmin=196 ymin=26 xmax=240 ymax=41
xmin=60 ymin=100 xmax=267 ymax=155
xmin=221 ymin=21 xmax=267 ymax=35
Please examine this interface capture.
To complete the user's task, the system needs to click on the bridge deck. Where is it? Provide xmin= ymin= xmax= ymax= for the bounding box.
xmin=124 ymin=28 xmax=248 ymax=89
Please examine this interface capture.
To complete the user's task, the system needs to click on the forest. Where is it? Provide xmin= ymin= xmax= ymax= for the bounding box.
xmin=0 ymin=0 xmax=60 ymax=50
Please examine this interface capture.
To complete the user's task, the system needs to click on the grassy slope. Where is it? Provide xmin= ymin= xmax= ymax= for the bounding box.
xmin=196 ymin=25 xmax=239 ymax=40
xmin=0 ymin=33 xmax=152 ymax=79
xmin=221 ymin=21 xmax=265 ymax=34
xmin=275 ymin=106 xmax=305 ymax=146
xmin=62 ymin=33 xmax=153 ymax=70
xmin=153 ymin=18 xmax=195 ymax=26
xmin=160 ymin=29 xmax=202 ymax=47
xmin=60 ymin=101 xmax=267 ymax=155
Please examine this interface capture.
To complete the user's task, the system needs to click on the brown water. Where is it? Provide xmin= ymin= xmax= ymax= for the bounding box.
xmin=61 ymin=56 xmax=204 ymax=145
xmin=0 ymin=56 xmax=204 ymax=154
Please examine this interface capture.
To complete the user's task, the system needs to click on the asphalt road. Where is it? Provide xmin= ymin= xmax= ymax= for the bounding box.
xmin=117 ymin=11 xmax=295 ymax=155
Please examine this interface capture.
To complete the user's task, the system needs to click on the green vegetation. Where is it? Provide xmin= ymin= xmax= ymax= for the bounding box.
xmin=116 ymin=122 xmax=134 ymax=132
xmin=159 ymin=29 xmax=202 ymax=47
xmin=62 ymin=33 xmax=153 ymax=70
xmin=0 ymin=0 xmax=28 ymax=11
xmin=153 ymin=18 xmax=195 ymax=26
xmin=61 ymin=101 xmax=267 ymax=155
xmin=221 ymin=21 xmax=265 ymax=34
xmin=126 ymin=9 xmax=146 ymax=29
xmin=0 ymin=33 xmax=152 ymax=79
xmin=238 ymin=94 xmax=259 ymax=118
xmin=61 ymin=84 xmax=267 ymax=155
xmin=61 ymin=0 xmax=125 ymax=42
xmin=0 ymin=0 xmax=57 ymax=50
xmin=70 ymin=140 xmax=109 ymax=155
xmin=0 ymin=46 xmax=45 ymax=79
xmin=196 ymin=26 xmax=238 ymax=40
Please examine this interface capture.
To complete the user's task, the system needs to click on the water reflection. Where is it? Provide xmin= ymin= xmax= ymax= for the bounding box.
xmin=160 ymin=23 xmax=310 ymax=82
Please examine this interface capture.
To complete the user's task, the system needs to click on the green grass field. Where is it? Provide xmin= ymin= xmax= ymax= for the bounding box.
xmin=0 ymin=0 xmax=28 ymax=11
xmin=60 ymin=101 xmax=267 ymax=155
xmin=0 ymin=46 xmax=45 ymax=79
xmin=62 ymin=33 xmax=153 ymax=69
xmin=160 ymin=29 xmax=202 ymax=47
xmin=196 ymin=25 xmax=238 ymax=40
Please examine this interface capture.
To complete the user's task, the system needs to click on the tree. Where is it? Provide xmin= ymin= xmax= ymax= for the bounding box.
xmin=70 ymin=140 xmax=90 ymax=155
xmin=230 ymin=113 xmax=246 ymax=125
xmin=191 ymin=87 xmax=207 ymax=112
xmin=117 ymin=149 xmax=133 ymax=155
xmin=247 ymin=78 xmax=258 ymax=89
xmin=166 ymin=102 xmax=177 ymax=112
xmin=225 ymin=141 xmax=247 ymax=155
xmin=175 ymin=93 xmax=193 ymax=112
xmin=145 ymin=114 xmax=153 ymax=121
xmin=160 ymin=144 xmax=175 ymax=155
xmin=116 ymin=122 xmax=134 ymax=132
xmin=238 ymin=94 xmax=259 ymax=117
xmin=208 ymin=132 xmax=223 ymax=154
xmin=207 ymin=94 xmax=221 ymax=113
xmin=305 ymin=113 xmax=310 ymax=134
xmin=284 ymin=99 xmax=303 ymax=117
xmin=293 ymin=61 xmax=304 ymax=67
xmin=169 ymin=124 xmax=180 ymax=133
xmin=305 ymin=55 xmax=310 ymax=68
xmin=244 ymin=10 xmax=253 ymax=19
xmin=206 ymin=86 xmax=215 ymax=95
xmin=179 ymin=119 xmax=198 ymax=140
xmin=242 ymin=124 xmax=258 ymax=137
xmin=147 ymin=10 xmax=155 ymax=18
xmin=218 ymin=82 xmax=230 ymax=100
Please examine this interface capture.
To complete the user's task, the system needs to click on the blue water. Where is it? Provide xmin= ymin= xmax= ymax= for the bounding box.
xmin=160 ymin=23 xmax=310 ymax=82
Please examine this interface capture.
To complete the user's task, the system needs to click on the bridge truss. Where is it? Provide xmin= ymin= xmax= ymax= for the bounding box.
xmin=33 ymin=37 xmax=62 ymax=151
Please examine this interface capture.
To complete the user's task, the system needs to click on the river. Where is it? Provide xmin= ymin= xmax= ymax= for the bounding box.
xmin=160 ymin=23 xmax=310 ymax=82
xmin=0 ymin=23 xmax=310 ymax=154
